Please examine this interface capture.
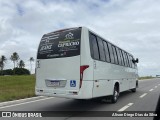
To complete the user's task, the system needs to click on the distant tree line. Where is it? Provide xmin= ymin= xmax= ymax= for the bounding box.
xmin=0 ymin=52 xmax=34 ymax=75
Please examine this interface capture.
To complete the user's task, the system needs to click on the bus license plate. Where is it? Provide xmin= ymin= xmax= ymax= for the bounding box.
xmin=47 ymin=80 xmax=60 ymax=87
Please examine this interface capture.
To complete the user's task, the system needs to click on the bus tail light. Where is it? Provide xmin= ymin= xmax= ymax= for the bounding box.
xmin=80 ymin=65 xmax=89 ymax=88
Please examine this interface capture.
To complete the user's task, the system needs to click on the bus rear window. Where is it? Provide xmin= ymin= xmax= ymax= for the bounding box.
xmin=37 ymin=28 xmax=81 ymax=59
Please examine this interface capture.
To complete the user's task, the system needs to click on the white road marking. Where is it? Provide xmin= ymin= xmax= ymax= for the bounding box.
xmin=139 ymin=93 xmax=147 ymax=98
xmin=149 ymin=89 xmax=154 ymax=91
xmin=118 ymin=103 xmax=134 ymax=112
xmin=0 ymin=97 xmax=54 ymax=109
xmin=0 ymin=96 xmax=44 ymax=106
xmin=155 ymin=86 xmax=157 ymax=88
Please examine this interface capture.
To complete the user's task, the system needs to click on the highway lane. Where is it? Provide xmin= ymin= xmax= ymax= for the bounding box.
xmin=0 ymin=78 xmax=160 ymax=120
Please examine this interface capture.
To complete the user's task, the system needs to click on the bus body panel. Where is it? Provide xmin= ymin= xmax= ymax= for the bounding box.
xmin=93 ymin=60 xmax=113 ymax=97
xmin=93 ymin=68 xmax=138 ymax=97
xmin=36 ymin=56 xmax=80 ymax=91
xmin=36 ymin=80 xmax=93 ymax=99
xmin=92 ymin=60 xmax=137 ymax=97
xmin=80 ymin=27 xmax=94 ymax=81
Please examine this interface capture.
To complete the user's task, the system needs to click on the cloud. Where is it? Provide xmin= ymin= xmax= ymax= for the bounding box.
xmin=0 ymin=0 xmax=160 ymax=76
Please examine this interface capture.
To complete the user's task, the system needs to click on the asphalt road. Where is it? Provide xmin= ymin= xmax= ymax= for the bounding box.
xmin=0 ymin=78 xmax=160 ymax=120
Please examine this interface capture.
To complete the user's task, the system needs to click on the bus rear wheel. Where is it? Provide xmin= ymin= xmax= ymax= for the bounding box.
xmin=131 ymin=81 xmax=138 ymax=92
xmin=131 ymin=88 xmax=136 ymax=92
xmin=111 ymin=85 xmax=119 ymax=103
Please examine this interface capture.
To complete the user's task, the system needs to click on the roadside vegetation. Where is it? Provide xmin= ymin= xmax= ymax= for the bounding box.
xmin=0 ymin=75 xmax=35 ymax=102
xmin=0 ymin=52 xmax=34 ymax=76
xmin=0 ymin=52 xmax=36 ymax=102
xmin=139 ymin=76 xmax=155 ymax=80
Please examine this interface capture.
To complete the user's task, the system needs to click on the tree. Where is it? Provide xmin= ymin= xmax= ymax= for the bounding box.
xmin=0 ymin=55 xmax=7 ymax=75
xmin=10 ymin=52 xmax=20 ymax=74
xmin=14 ymin=68 xmax=30 ymax=75
xmin=29 ymin=57 xmax=34 ymax=74
xmin=18 ymin=60 xmax=25 ymax=68
xmin=0 ymin=69 xmax=13 ymax=75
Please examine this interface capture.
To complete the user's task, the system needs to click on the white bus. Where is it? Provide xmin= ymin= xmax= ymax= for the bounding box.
xmin=35 ymin=27 xmax=139 ymax=103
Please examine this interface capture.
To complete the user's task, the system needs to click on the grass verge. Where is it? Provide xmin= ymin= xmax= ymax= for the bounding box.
xmin=0 ymin=75 xmax=35 ymax=102
xmin=139 ymin=76 xmax=155 ymax=80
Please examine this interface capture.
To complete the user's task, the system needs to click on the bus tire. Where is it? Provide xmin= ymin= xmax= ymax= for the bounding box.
xmin=131 ymin=81 xmax=138 ymax=92
xmin=131 ymin=88 xmax=136 ymax=92
xmin=111 ymin=85 xmax=119 ymax=103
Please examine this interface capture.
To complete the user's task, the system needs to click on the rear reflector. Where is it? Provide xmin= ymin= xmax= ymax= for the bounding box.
xmin=69 ymin=91 xmax=78 ymax=95
xmin=80 ymin=65 xmax=89 ymax=88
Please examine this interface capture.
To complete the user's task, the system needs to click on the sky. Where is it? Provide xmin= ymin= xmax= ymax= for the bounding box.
xmin=0 ymin=0 xmax=160 ymax=76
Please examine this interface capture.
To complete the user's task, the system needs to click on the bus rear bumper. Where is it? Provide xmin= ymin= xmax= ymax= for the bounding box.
xmin=35 ymin=80 xmax=93 ymax=99
xmin=35 ymin=88 xmax=92 ymax=99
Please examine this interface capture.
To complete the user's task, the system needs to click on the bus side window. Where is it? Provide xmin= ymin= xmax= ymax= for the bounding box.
xmin=89 ymin=33 xmax=100 ymax=60
xmin=130 ymin=55 xmax=134 ymax=68
xmin=103 ymin=41 xmax=111 ymax=63
xmin=97 ymin=37 xmax=106 ymax=61
xmin=121 ymin=51 xmax=127 ymax=67
xmin=125 ymin=52 xmax=129 ymax=67
xmin=116 ymin=47 xmax=122 ymax=65
xmin=120 ymin=50 xmax=125 ymax=66
xmin=119 ymin=49 xmax=124 ymax=66
xmin=129 ymin=55 xmax=133 ymax=68
xmin=108 ymin=43 xmax=115 ymax=64
xmin=112 ymin=46 xmax=119 ymax=65
xmin=127 ymin=54 xmax=132 ymax=68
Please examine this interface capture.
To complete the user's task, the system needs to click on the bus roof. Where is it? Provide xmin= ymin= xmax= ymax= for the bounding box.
xmin=44 ymin=26 xmax=134 ymax=57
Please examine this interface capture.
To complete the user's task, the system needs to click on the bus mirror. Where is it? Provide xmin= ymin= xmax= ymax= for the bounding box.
xmin=136 ymin=58 xmax=139 ymax=63
xmin=132 ymin=58 xmax=139 ymax=63
xmin=135 ymin=58 xmax=139 ymax=63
